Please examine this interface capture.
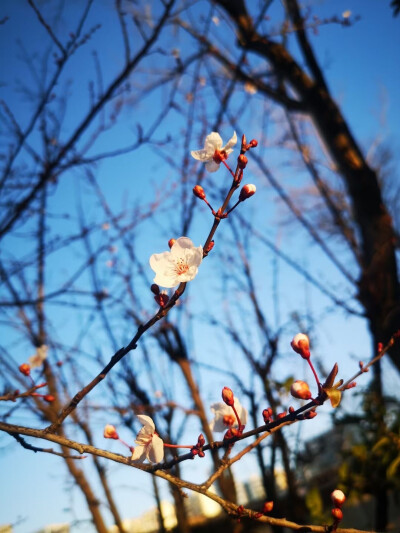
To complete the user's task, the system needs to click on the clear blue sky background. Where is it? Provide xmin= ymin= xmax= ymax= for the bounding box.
xmin=0 ymin=1 xmax=399 ymax=532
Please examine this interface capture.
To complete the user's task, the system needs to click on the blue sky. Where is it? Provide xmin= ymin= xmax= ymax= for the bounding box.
xmin=0 ymin=1 xmax=399 ymax=531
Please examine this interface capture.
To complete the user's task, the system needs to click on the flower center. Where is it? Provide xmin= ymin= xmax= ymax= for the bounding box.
xmin=175 ymin=258 xmax=189 ymax=276
xmin=223 ymin=414 xmax=235 ymax=427
xmin=213 ymin=149 xmax=227 ymax=163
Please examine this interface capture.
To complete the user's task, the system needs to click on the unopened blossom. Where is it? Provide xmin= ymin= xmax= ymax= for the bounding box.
xmin=239 ymin=184 xmax=256 ymax=201
xmin=131 ymin=415 xmax=164 ymax=463
xmin=331 ymin=489 xmax=346 ymax=507
xmin=29 ymin=345 xmax=48 ymax=369
xmin=150 ymin=237 xmax=203 ymax=289
xmin=290 ymin=333 xmax=310 ymax=359
xmin=19 ymin=363 xmax=31 ymax=376
xmin=290 ymin=380 xmax=312 ymax=400
xmin=191 ymin=131 xmax=237 ymax=173
xmin=209 ymin=396 xmax=247 ymax=432
xmin=104 ymin=424 xmax=119 ymax=440
xmin=222 ymin=386 xmax=234 ymax=406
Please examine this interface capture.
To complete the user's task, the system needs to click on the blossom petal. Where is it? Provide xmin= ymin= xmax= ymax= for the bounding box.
xmin=204 ymin=132 xmax=223 ymax=154
xmin=205 ymin=160 xmax=220 ymax=173
xmin=137 ymin=415 xmax=155 ymax=432
xmin=147 ymin=434 xmax=164 ymax=463
xmin=171 ymin=237 xmax=195 ymax=256
xmin=149 ymin=251 xmax=171 ymax=272
xmin=223 ymin=131 xmax=237 ymax=153
xmin=186 ymin=246 xmax=203 ymax=267
xmin=191 ymin=149 xmax=211 ymax=162
xmin=131 ymin=445 xmax=146 ymax=462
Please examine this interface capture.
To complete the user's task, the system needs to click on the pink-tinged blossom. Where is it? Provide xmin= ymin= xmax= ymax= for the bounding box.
xmin=209 ymin=397 xmax=248 ymax=432
xmin=29 ymin=345 xmax=48 ymax=368
xmin=191 ymin=131 xmax=237 ymax=173
xmin=131 ymin=415 xmax=164 ymax=463
xmin=331 ymin=489 xmax=346 ymax=506
xmin=290 ymin=380 xmax=312 ymax=400
xmin=149 ymin=237 xmax=203 ymax=289
xmin=290 ymin=333 xmax=310 ymax=359
xmin=103 ymin=424 xmax=119 ymax=440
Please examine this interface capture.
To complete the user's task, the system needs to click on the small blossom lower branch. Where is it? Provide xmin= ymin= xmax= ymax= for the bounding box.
xmin=0 ymin=420 xmax=375 ymax=533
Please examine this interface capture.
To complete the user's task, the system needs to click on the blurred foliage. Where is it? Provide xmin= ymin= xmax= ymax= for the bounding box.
xmin=338 ymin=389 xmax=400 ymax=499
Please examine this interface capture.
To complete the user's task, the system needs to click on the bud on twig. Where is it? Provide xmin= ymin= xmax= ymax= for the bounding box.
xmin=193 ymin=185 xmax=206 ymax=200
xmin=222 ymin=386 xmax=234 ymax=406
xmin=104 ymin=424 xmax=119 ymax=440
xmin=291 ymin=333 xmax=310 ymax=359
xmin=204 ymin=240 xmax=214 ymax=254
xmin=262 ymin=501 xmax=274 ymax=514
xmin=262 ymin=407 xmax=273 ymax=422
xmin=290 ymin=380 xmax=312 ymax=400
xmin=239 ymin=184 xmax=256 ymax=202
xmin=331 ymin=489 xmax=346 ymax=507
xmin=151 ymin=284 xmax=160 ymax=295
xmin=332 ymin=507 xmax=343 ymax=521
xmin=168 ymin=238 xmax=176 ymax=249
xmin=19 ymin=363 xmax=31 ymax=376
xmin=44 ymin=394 xmax=55 ymax=403
xmin=155 ymin=292 xmax=169 ymax=308
xmin=237 ymin=154 xmax=248 ymax=169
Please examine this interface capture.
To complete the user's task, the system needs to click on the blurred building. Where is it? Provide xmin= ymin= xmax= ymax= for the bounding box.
xmin=35 ymin=525 xmax=69 ymax=533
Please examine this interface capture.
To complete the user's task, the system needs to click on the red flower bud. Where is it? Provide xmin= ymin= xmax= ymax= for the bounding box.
xmin=290 ymin=380 xmax=312 ymax=400
xmin=262 ymin=501 xmax=274 ymax=514
xmin=305 ymin=409 xmax=317 ymax=419
xmin=44 ymin=394 xmax=55 ymax=403
xmin=151 ymin=284 xmax=160 ymax=295
xmin=204 ymin=240 xmax=214 ymax=253
xmin=332 ymin=508 xmax=343 ymax=521
xmin=249 ymin=139 xmax=258 ymax=148
xmin=289 ymin=406 xmax=295 ymax=413
xmin=19 ymin=363 xmax=31 ymax=376
xmin=222 ymin=386 xmax=234 ymax=406
xmin=193 ymin=185 xmax=206 ymax=200
xmin=239 ymin=184 xmax=256 ymax=202
xmin=291 ymin=333 xmax=310 ymax=359
xmin=237 ymin=154 xmax=248 ymax=169
xmin=168 ymin=238 xmax=176 ymax=249
xmin=262 ymin=407 xmax=273 ymax=423
xmin=155 ymin=292 xmax=169 ymax=308
xmin=277 ymin=411 xmax=287 ymax=419
xmin=197 ymin=434 xmax=205 ymax=447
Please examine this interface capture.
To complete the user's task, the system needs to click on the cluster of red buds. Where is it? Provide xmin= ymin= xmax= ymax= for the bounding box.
xmin=331 ymin=489 xmax=346 ymax=530
xmin=191 ymin=434 xmax=206 ymax=458
xmin=17 ymin=363 xmax=55 ymax=402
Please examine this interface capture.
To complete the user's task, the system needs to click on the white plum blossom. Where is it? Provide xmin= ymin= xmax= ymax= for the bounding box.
xmin=131 ymin=415 xmax=164 ymax=463
xmin=29 ymin=345 xmax=48 ymax=368
xmin=209 ymin=396 xmax=248 ymax=432
xmin=150 ymin=237 xmax=203 ymax=289
xmin=191 ymin=131 xmax=237 ymax=173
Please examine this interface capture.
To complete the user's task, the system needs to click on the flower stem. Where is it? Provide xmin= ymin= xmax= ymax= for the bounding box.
xmin=222 ymin=159 xmax=235 ymax=177
xmin=231 ymin=404 xmax=242 ymax=428
xmin=118 ymin=438 xmax=133 ymax=451
xmin=307 ymin=358 xmax=321 ymax=391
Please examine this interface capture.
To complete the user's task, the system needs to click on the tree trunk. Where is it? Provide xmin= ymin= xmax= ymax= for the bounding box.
xmin=216 ymin=0 xmax=400 ymax=372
